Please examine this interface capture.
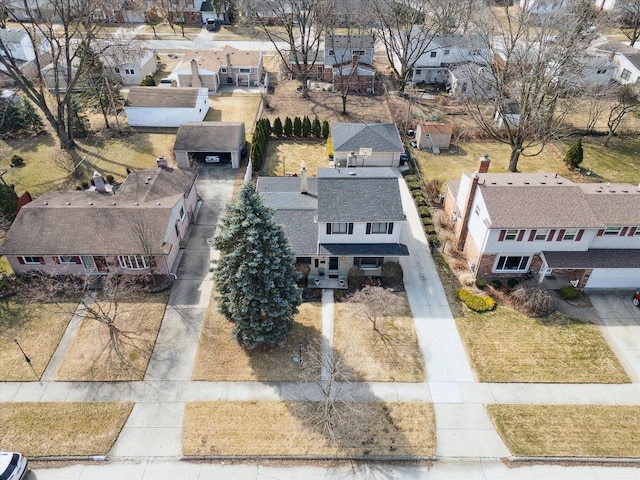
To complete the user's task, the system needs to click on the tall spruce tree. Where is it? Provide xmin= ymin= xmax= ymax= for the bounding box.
xmin=211 ymin=181 xmax=302 ymax=349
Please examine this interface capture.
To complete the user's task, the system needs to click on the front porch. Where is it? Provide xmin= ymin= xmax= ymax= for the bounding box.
xmin=307 ymin=274 xmax=348 ymax=289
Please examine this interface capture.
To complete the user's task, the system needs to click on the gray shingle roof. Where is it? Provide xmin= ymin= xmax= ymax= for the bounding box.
xmin=331 ymin=123 xmax=404 ymax=153
xmin=319 ymin=243 xmax=409 ymax=256
xmin=317 ymin=168 xmax=405 ymax=223
xmin=273 ymin=210 xmax=318 ymax=255
xmin=450 ymin=172 xmax=640 ymax=229
xmin=173 ymin=122 xmax=244 ymax=152
xmin=543 ymin=249 xmax=640 ymax=269
xmin=0 ymin=167 xmax=195 ymax=256
xmin=125 ymin=87 xmax=204 ymax=108
xmin=325 ymin=34 xmax=375 ymax=49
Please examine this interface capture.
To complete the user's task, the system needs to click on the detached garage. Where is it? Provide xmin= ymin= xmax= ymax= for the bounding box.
xmin=124 ymin=87 xmax=209 ymax=128
xmin=173 ymin=121 xmax=246 ymax=169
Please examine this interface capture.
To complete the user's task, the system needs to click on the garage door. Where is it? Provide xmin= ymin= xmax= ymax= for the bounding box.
xmin=585 ymin=269 xmax=640 ymax=289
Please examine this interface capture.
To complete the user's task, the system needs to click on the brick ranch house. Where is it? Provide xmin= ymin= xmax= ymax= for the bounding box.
xmin=444 ymin=156 xmax=640 ymax=289
xmin=0 ymin=162 xmax=198 ymax=277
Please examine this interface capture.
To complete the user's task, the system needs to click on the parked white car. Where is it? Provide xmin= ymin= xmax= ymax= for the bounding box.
xmin=0 ymin=452 xmax=28 ymax=480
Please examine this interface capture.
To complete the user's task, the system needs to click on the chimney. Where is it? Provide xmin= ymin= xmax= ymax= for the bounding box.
xmin=300 ymin=162 xmax=308 ymax=194
xmin=456 ymin=172 xmax=479 ymax=252
xmin=478 ymin=154 xmax=490 ymax=173
xmin=93 ymin=171 xmax=107 ymax=193
xmin=190 ymin=58 xmax=202 ymax=88
xmin=226 ymin=52 xmax=232 ymax=82
xmin=156 ymin=156 xmax=168 ymax=168
xmin=352 ymin=53 xmax=360 ymax=67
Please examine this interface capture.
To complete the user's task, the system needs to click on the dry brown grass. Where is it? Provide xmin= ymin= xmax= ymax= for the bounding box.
xmin=56 ymin=292 xmax=168 ymax=381
xmin=0 ymin=402 xmax=133 ymax=457
xmin=333 ymin=293 xmax=426 ymax=382
xmin=261 ymin=139 xmax=329 ymax=176
xmin=191 ymin=299 xmax=322 ymax=381
xmin=456 ymin=307 xmax=629 ymax=383
xmin=206 ymin=93 xmax=262 ymax=140
xmin=0 ymin=298 xmax=76 ymax=381
xmin=183 ymin=401 xmax=435 ymax=457
xmin=489 ymin=404 xmax=640 ymax=458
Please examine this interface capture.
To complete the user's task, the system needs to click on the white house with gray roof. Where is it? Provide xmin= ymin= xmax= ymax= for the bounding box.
xmin=444 ymin=156 xmax=640 ymax=289
xmin=256 ymin=167 xmax=409 ymax=289
xmin=0 ymin=164 xmax=198 ymax=277
xmin=330 ymin=123 xmax=404 ymax=167
xmin=124 ymin=87 xmax=209 ymax=128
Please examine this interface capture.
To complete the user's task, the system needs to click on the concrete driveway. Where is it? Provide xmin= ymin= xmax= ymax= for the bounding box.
xmin=587 ymin=290 xmax=640 ymax=382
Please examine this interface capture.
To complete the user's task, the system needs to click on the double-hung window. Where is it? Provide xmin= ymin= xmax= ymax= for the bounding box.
xmin=603 ymin=226 xmax=622 ymax=236
xmin=57 ymin=256 xmax=78 ymax=264
xmin=535 ymin=229 xmax=548 ymax=241
xmin=327 ymin=223 xmax=352 ymax=234
xmin=21 ymin=256 xmax=43 ymax=265
xmin=505 ymin=229 xmax=518 ymax=240
xmin=366 ymin=222 xmax=393 ymax=234
xmin=562 ymin=229 xmax=577 ymax=241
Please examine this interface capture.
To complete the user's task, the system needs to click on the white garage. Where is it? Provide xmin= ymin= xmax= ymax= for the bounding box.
xmin=585 ymin=269 xmax=640 ymax=290
xmin=124 ymin=87 xmax=209 ymax=128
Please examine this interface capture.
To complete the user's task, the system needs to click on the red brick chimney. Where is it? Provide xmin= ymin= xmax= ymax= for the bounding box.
xmin=456 ymin=172 xmax=479 ymax=252
xmin=478 ymin=153 xmax=491 ymax=173
xmin=352 ymin=53 xmax=360 ymax=68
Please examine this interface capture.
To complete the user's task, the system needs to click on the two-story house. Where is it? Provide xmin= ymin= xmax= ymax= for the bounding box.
xmin=256 ymin=166 xmax=409 ymax=288
xmin=174 ymin=46 xmax=264 ymax=91
xmin=0 ymin=29 xmax=43 ymax=87
xmin=398 ymin=31 xmax=488 ymax=86
xmin=444 ymin=156 xmax=640 ymax=289
xmin=595 ymin=41 xmax=640 ymax=86
xmin=0 ymin=160 xmax=198 ymax=277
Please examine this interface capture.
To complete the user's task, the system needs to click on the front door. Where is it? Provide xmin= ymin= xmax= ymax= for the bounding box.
xmin=328 ymin=257 xmax=339 ymax=272
xmin=80 ymin=255 xmax=98 ymax=274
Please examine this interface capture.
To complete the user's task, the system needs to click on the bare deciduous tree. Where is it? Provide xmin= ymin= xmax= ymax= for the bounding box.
xmin=605 ymin=84 xmax=639 ymax=146
xmin=614 ymin=0 xmax=640 ymax=47
xmin=347 ymin=285 xmax=405 ymax=335
xmin=425 ymin=0 xmax=475 ymax=35
xmin=463 ymin=5 xmax=593 ymax=172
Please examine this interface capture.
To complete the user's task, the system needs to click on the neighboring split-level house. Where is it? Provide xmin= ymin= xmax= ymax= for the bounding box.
xmin=256 ymin=167 xmax=409 ymax=289
xmin=444 ymin=156 xmax=640 ymax=289
xmin=174 ymin=46 xmax=264 ymax=91
xmin=0 ymin=162 xmax=198 ymax=277
xmin=594 ymin=41 xmax=640 ymax=86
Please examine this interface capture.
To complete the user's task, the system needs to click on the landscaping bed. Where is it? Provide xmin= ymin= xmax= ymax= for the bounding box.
xmin=0 ymin=402 xmax=133 ymax=457
xmin=183 ymin=401 xmax=435 ymax=458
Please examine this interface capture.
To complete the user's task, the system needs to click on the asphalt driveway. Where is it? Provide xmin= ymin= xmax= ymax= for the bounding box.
xmin=588 ymin=290 xmax=640 ymax=382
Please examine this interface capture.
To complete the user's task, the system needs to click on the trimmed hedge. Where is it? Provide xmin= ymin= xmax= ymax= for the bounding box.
xmin=404 ymin=175 xmax=419 ymax=183
xmin=558 ymin=284 xmax=581 ymax=300
xmin=457 ymin=288 xmax=496 ymax=312
xmin=418 ymin=206 xmax=431 ymax=217
xmin=422 ymin=217 xmax=433 ymax=226
xmin=406 ymin=181 xmax=421 ymax=190
xmin=381 ymin=262 xmax=403 ymax=286
xmin=475 ymin=277 xmax=487 ymax=289
xmin=427 ymin=234 xmax=439 ymax=247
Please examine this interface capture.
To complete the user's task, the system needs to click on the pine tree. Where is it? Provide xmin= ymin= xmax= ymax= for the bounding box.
xmin=302 ymin=115 xmax=311 ymax=137
xmin=322 ymin=120 xmax=330 ymax=138
xmin=284 ymin=117 xmax=293 ymax=137
xmin=293 ymin=116 xmax=302 ymax=136
xmin=312 ymin=117 xmax=321 ymax=137
xmin=273 ymin=117 xmax=283 ymax=137
xmin=211 ymin=181 xmax=302 ymax=349
xmin=564 ymin=138 xmax=583 ymax=169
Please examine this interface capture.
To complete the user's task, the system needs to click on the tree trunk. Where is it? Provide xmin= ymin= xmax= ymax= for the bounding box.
xmin=508 ymin=148 xmax=520 ymax=172
xmin=341 ymin=95 xmax=347 ymax=115
xmin=604 ymin=130 xmax=614 ymax=147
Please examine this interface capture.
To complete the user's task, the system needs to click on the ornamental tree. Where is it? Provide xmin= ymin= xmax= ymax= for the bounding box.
xmin=210 ymin=181 xmax=302 ymax=349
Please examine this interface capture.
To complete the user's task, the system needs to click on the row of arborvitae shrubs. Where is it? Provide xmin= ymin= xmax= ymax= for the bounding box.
xmin=402 ymin=169 xmax=439 ymax=248
xmin=457 ymin=288 xmax=496 ymax=312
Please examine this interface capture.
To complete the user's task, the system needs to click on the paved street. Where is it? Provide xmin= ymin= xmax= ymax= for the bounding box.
xmin=3 ymin=167 xmax=639 ymax=478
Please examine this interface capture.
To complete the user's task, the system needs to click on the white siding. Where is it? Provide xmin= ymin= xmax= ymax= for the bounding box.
xmin=585 ymin=269 xmax=640 ymax=289
xmin=318 ymin=222 xmax=401 ymax=245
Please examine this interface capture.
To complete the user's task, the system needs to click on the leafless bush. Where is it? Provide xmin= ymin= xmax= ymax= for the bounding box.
xmin=424 ymin=178 xmax=443 ymax=201
xmin=511 ymin=284 xmax=555 ymax=317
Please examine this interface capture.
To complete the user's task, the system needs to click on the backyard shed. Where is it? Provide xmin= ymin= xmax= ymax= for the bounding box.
xmin=415 ymin=123 xmax=452 ymax=152
xmin=173 ymin=121 xmax=246 ymax=169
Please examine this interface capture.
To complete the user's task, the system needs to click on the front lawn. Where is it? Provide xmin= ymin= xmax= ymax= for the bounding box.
xmin=0 ymin=298 xmax=76 ymax=381
xmin=333 ymin=292 xmax=426 ymax=382
xmin=489 ymin=404 xmax=640 ymax=458
xmin=0 ymin=402 xmax=133 ymax=457
xmin=456 ymin=307 xmax=629 ymax=383
xmin=191 ymin=299 xmax=322 ymax=381
xmin=183 ymin=401 xmax=435 ymax=457
xmin=56 ymin=292 xmax=168 ymax=381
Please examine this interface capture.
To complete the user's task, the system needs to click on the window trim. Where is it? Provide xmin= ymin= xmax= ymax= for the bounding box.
xmin=21 ymin=256 xmax=44 ymax=265
xmin=562 ymin=228 xmax=578 ymax=241
xmin=534 ymin=229 xmax=548 ymax=241
xmin=620 ymin=68 xmax=631 ymax=81
xmin=495 ymin=255 xmax=530 ymax=272
xmin=179 ymin=206 xmax=186 ymax=222
xmin=603 ymin=226 xmax=622 ymax=236
xmin=505 ymin=229 xmax=519 ymax=240
xmin=239 ymin=68 xmax=251 ymax=73
xmin=117 ymin=255 xmax=148 ymax=270
xmin=57 ymin=255 xmax=78 ymax=264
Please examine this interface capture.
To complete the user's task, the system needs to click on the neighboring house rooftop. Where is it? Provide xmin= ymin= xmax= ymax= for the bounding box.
xmin=173 ymin=122 xmax=244 ymax=151
xmin=331 ymin=123 xmax=404 ymax=153
xmin=0 ymin=167 xmax=196 ymax=257
xmin=125 ymin=86 xmax=205 ymax=108
xmin=450 ymin=172 xmax=640 ymax=229
xmin=326 ymin=34 xmax=375 ymax=49
xmin=0 ymin=29 xmax=29 ymax=44
xmin=178 ymin=46 xmax=262 ymax=72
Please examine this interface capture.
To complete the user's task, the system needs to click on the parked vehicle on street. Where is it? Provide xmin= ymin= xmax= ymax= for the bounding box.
xmin=206 ymin=19 xmax=220 ymax=32
xmin=0 ymin=452 xmax=28 ymax=480
xmin=633 ymin=290 xmax=640 ymax=307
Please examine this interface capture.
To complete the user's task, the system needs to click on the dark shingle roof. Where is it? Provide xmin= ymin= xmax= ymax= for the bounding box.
xmin=317 ymin=168 xmax=405 ymax=223
xmin=543 ymin=250 xmax=640 ymax=269
xmin=331 ymin=123 xmax=404 ymax=153
xmin=125 ymin=87 xmax=205 ymax=108
xmin=273 ymin=210 xmax=318 ymax=255
xmin=319 ymin=243 xmax=409 ymax=256
xmin=0 ymin=167 xmax=195 ymax=256
xmin=173 ymin=122 xmax=244 ymax=152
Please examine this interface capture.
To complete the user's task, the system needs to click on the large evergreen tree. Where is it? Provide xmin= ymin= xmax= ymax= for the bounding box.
xmin=211 ymin=181 xmax=302 ymax=349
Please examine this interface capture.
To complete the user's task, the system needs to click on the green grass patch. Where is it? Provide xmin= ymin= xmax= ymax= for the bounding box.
xmin=0 ymin=402 xmax=133 ymax=457
xmin=489 ymin=404 xmax=640 ymax=458
xmin=456 ymin=308 xmax=629 ymax=383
